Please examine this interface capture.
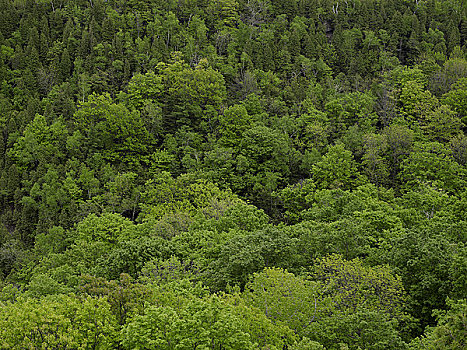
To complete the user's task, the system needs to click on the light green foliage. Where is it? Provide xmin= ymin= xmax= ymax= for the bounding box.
xmin=0 ymin=294 xmax=118 ymax=349
xmin=241 ymin=263 xmax=408 ymax=349
xmin=1 ymin=1 xmax=467 ymax=347
xmin=218 ymin=104 xmax=254 ymax=147
xmin=30 ymin=227 xmax=169 ymax=289
xmin=295 ymin=214 xmax=403 ymax=263
xmin=202 ymin=146 xmax=237 ymax=188
xmin=274 ymin=178 xmax=316 ymax=223
xmin=170 ymin=228 xmax=237 ymax=269
xmin=311 ymin=143 xmax=365 ymax=190
xmin=92 ymin=237 xmax=171 ymax=279
xmin=0 ymin=283 xmax=21 ymax=303
xmin=423 ymin=104 xmax=462 ymax=142
xmin=310 ymin=308 xmax=408 ymax=350
xmin=139 ymin=172 xmax=239 ymax=222
xmin=289 ymin=338 xmax=325 ymax=350
xmin=73 ymin=93 xmax=150 ymax=164
xmin=164 ymin=203 xmax=270 ymax=271
xmin=131 ymin=278 xmax=296 ymax=350
xmin=231 ymin=119 xmax=295 ymax=208
xmin=312 ymin=254 xmax=407 ymax=319
xmin=126 ymin=71 xmax=164 ymax=110
xmin=191 ymin=202 xmax=270 ymax=233
xmin=398 ymin=184 xmax=453 ymax=220
xmin=222 ymin=292 xmax=297 ymax=349
xmin=294 ymin=219 xmax=370 ymax=261
xmin=398 ymin=80 xmax=438 ymax=124
xmin=93 ymin=171 xmax=141 ymax=220
xmin=399 ymin=142 xmax=466 ymax=194
xmin=442 ymin=77 xmax=467 ymax=124
xmin=24 ymin=168 xmax=77 ymax=234
xmin=383 ymin=67 xmax=435 ymax=127
xmin=207 ymin=0 xmax=239 ymax=29
xmin=304 ymin=255 xmax=409 ymax=349
xmin=25 ymin=272 xmax=73 ymax=297
xmin=140 ymin=256 xmax=201 ymax=286
xmin=386 ymin=66 xmax=428 ymax=89
xmin=242 ymin=267 xmax=327 ymax=336
xmin=238 ymin=124 xmax=291 ymax=176
xmin=384 ymin=228 xmax=467 ymax=330
xmin=362 ymin=132 xmax=390 ymax=186
xmin=9 ymin=114 xmax=68 ymax=170
xmin=125 ymin=71 xmax=165 ymax=137
xmin=122 ymin=294 xmax=255 ymax=349
xmin=74 ymin=212 xmax=135 ymax=243
xmin=30 ymin=239 xmax=111 ymax=289
xmin=286 ymin=183 xmax=400 ymax=224
xmin=295 ymin=107 xmax=331 ymax=151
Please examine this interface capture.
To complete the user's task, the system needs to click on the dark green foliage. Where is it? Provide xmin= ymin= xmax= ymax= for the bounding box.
xmin=411 ymin=298 xmax=467 ymax=349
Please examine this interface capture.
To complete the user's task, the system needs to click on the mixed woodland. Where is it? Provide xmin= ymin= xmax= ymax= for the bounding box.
xmin=0 ymin=0 xmax=466 ymax=348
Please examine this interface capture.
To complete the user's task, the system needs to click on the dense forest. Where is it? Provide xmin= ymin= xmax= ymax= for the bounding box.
xmin=0 ymin=0 xmax=466 ymax=348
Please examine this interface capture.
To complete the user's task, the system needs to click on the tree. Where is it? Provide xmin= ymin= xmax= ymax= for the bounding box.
xmin=399 ymin=142 xmax=466 ymax=194
xmin=383 ymin=123 xmax=414 ymax=189
xmin=310 ymin=308 xmax=409 ymax=350
xmin=139 ymin=172 xmax=239 ymax=222
xmin=80 ymin=172 xmax=142 ymax=220
xmin=241 ymin=267 xmax=327 ymax=336
xmin=398 ymin=80 xmax=438 ymax=127
xmin=206 ymin=226 xmax=299 ymax=290
xmin=362 ymin=133 xmax=390 ymax=186
xmin=155 ymin=56 xmax=226 ymax=134
xmin=0 ymin=294 xmax=118 ymax=349
xmin=241 ymin=261 xmax=409 ymax=350
xmin=125 ymin=70 xmax=163 ymax=110
xmin=73 ymin=212 xmax=135 ymax=244
xmin=73 ymin=93 xmax=151 ymax=166
xmin=218 ymin=103 xmax=254 ymax=147
xmin=411 ymin=298 xmax=467 ymax=350
xmin=206 ymin=0 xmax=240 ymax=30
xmin=384 ymin=229 xmax=466 ymax=333
xmin=122 ymin=294 xmax=255 ymax=349
xmin=423 ymin=104 xmax=463 ymax=142
xmin=450 ymin=133 xmax=467 ymax=165
xmin=311 ymin=254 xmax=407 ymax=319
xmin=304 ymin=254 xmax=410 ymax=349
xmin=324 ymin=91 xmax=378 ymax=136
xmin=79 ymin=273 xmax=151 ymax=326
xmin=311 ymin=143 xmax=365 ymax=190
xmin=442 ymin=77 xmax=467 ymax=125
xmin=430 ymin=58 xmax=467 ymax=96
xmin=9 ymin=114 xmax=68 ymax=171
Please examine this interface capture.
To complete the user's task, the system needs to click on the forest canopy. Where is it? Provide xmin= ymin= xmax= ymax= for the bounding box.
xmin=0 ymin=0 xmax=466 ymax=349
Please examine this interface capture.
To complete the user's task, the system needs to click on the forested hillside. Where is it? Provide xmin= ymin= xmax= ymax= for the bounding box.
xmin=0 ymin=0 xmax=466 ymax=348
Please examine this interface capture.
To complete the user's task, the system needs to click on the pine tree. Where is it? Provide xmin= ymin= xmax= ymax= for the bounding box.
xmin=460 ymin=18 xmax=467 ymax=47
xmin=78 ymin=29 xmax=91 ymax=58
xmin=62 ymin=19 xmax=75 ymax=43
xmin=27 ymin=27 xmax=40 ymax=52
xmin=39 ymin=32 xmax=49 ymax=61
xmin=101 ymin=17 xmax=115 ymax=43
xmin=60 ymin=48 xmax=72 ymax=81
xmin=446 ymin=21 xmax=461 ymax=54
